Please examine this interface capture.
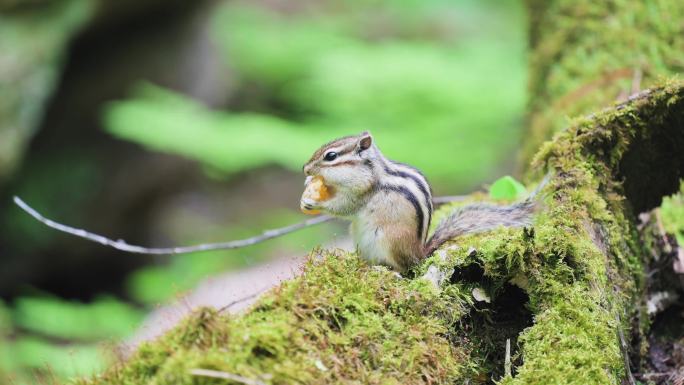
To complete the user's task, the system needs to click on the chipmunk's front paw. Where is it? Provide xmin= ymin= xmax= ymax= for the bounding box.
xmin=300 ymin=197 xmax=322 ymax=214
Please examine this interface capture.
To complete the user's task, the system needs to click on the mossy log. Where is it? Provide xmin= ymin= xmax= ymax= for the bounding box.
xmin=82 ymin=1 xmax=684 ymax=384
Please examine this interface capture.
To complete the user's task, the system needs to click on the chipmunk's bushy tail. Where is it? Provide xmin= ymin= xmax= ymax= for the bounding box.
xmin=425 ymin=175 xmax=551 ymax=256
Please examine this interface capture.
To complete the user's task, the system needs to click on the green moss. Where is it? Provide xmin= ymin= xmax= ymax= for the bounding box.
xmin=505 ymin=286 xmax=621 ymax=384
xmin=83 ymin=250 xmax=471 ymax=385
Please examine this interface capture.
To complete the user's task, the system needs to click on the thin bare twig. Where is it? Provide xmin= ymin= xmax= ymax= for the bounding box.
xmin=218 ymin=289 xmax=268 ymax=313
xmin=504 ymin=338 xmax=512 ymax=378
xmin=616 ymin=313 xmax=637 ymax=385
xmin=189 ymin=368 xmax=266 ymax=385
xmin=13 ymin=194 xmax=467 ymax=257
xmin=13 ymin=196 xmax=332 ymax=255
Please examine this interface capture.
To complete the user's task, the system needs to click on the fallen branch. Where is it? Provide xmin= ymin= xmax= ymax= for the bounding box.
xmin=13 ymin=195 xmax=466 ymax=256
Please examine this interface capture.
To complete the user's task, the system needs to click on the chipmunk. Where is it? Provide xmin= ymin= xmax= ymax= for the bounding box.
xmin=301 ymin=131 xmax=545 ymax=272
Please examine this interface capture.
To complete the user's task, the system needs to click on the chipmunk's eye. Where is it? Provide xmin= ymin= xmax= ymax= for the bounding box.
xmin=323 ymin=151 xmax=338 ymax=161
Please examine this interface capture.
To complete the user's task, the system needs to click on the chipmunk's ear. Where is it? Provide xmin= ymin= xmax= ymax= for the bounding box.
xmin=358 ymin=131 xmax=373 ymax=151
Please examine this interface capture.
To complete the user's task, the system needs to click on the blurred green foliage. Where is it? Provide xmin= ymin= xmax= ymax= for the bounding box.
xmin=105 ymin=0 xmax=527 ymax=189
xmin=2 ymin=296 xmax=140 ymax=383
xmin=7 ymin=337 xmax=107 ymax=379
xmin=0 ymin=300 xmax=10 ymax=372
xmin=13 ymin=296 xmax=143 ymax=340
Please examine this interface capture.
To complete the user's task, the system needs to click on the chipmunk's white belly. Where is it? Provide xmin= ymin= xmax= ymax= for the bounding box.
xmin=350 ymin=213 xmax=394 ymax=269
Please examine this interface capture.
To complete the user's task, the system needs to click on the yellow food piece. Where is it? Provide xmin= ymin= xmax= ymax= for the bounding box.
xmin=308 ymin=176 xmax=330 ymax=201
xmin=301 ymin=176 xmax=330 ymax=215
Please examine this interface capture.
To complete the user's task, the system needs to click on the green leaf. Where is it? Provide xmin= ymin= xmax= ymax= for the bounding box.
xmin=489 ymin=175 xmax=527 ymax=200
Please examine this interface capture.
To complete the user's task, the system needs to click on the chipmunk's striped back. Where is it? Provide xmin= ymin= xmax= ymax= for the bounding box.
xmin=373 ymin=158 xmax=433 ymax=243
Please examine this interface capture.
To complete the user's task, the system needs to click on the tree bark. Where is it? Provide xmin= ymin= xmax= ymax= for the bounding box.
xmin=84 ymin=2 xmax=684 ymax=384
xmin=0 ymin=0 xmax=92 ymax=180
